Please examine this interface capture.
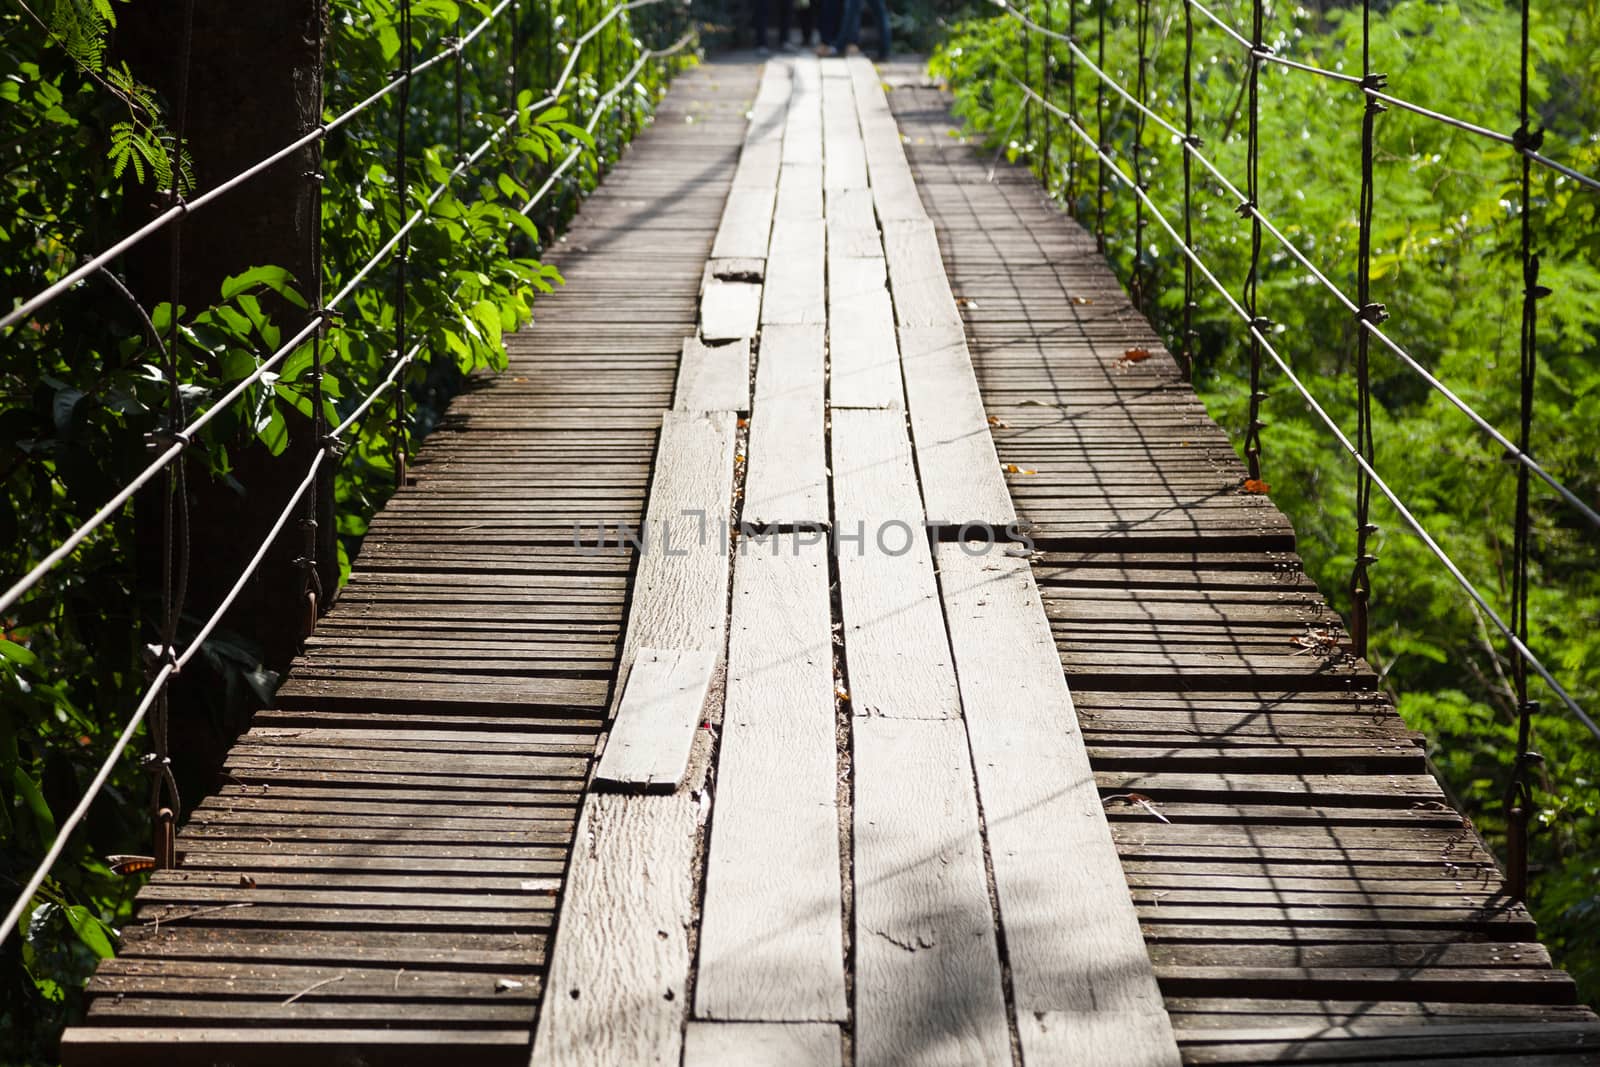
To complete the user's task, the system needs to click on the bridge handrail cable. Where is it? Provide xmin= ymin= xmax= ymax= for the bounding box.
xmin=0 ymin=0 xmax=692 ymax=948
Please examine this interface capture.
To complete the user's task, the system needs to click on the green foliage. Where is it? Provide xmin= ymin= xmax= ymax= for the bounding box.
xmin=1 ymin=0 xmax=692 ymax=1060
xmin=933 ymin=0 xmax=1600 ymax=1003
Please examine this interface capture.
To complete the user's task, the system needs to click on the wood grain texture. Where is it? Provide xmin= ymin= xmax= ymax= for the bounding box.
xmin=1020 ymin=1012 xmax=1183 ymax=1067
xmin=711 ymin=187 xmax=778 ymax=260
xmin=683 ymin=1023 xmax=842 ymax=1067
xmin=529 ymin=793 xmax=697 ymax=1067
xmin=826 ymin=187 xmax=881 ymax=259
xmin=938 ymin=545 xmax=1178 ymax=1063
xmin=882 ymin=219 xmax=961 ymax=329
xmin=622 ymin=410 xmax=737 ymax=660
xmin=696 ymin=538 xmax=847 ymax=1022
xmin=744 ymin=324 xmax=828 ymax=525
xmin=701 ymin=279 xmax=762 ymax=342
xmin=593 ymin=648 xmax=717 ymax=793
xmin=852 ymin=716 xmax=1010 ymax=1066
xmin=899 ymin=325 xmax=1015 ymax=527
xmin=777 ymin=163 xmax=824 ymax=220
xmin=821 ymin=73 xmax=867 ymax=191
xmin=675 ymin=337 xmax=752 ymax=414
xmin=830 ymin=410 xmax=959 ymax=720
xmin=763 ymin=218 xmax=826 ymax=325
xmin=827 ymin=267 xmax=902 ymax=411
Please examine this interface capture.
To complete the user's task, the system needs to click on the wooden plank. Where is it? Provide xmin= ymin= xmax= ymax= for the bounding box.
xmin=744 ymin=324 xmax=828 ymax=525
xmin=696 ymin=537 xmax=846 ymax=1021
xmin=827 ymin=264 xmax=901 ymax=411
xmin=852 ymin=716 xmax=1009 ymax=1066
xmin=683 ymin=1023 xmax=841 ymax=1067
xmin=821 ymin=75 xmax=868 ymax=191
xmin=882 ymin=219 xmax=961 ymax=329
xmin=900 ymin=325 xmax=1016 ymax=527
xmin=593 ymin=648 xmax=717 ymax=793
xmin=702 ymin=279 xmax=762 ymax=342
xmin=675 ymin=337 xmax=752 ymax=414
xmin=826 ymin=187 xmax=882 ymax=258
xmin=777 ymin=163 xmax=824 ymax=219
xmin=1021 ymin=1013 xmax=1183 ymax=1067
xmin=763 ymin=218 xmax=826 ymax=325
xmin=938 ymin=544 xmax=1179 ymax=1064
xmin=622 ymin=409 xmax=737 ymax=659
xmin=830 ymin=410 xmax=958 ymax=720
xmin=528 ymin=793 xmax=697 ymax=1067
xmin=782 ymin=59 xmax=822 ymax=166
xmin=711 ymin=187 xmax=777 ymax=260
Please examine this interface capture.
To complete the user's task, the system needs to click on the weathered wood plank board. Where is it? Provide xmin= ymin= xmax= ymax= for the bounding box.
xmin=882 ymin=219 xmax=962 ymax=329
xmin=763 ymin=218 xmax=826 ymax=325
xmin=777 ymin=163 xmax=824 ymax=219
xmin=621 ymin=409 xmax=737 ymax=660
xmin=695 ymin=537 xmax=846 ymax=1022
xmin=529 ymin=794 xmax=697 ymax=1067
xmin=744 ymin=324 xmax=828 ymax=526
xmin=702 ymin=279 xmax=763 ymax=342
xmin=711 ymin=187 xmax=778 ymax=260
xmin=828 ymin=256 xmax=903 ymax=410
xmin=683 ymin=1022 xmax=842 ymax=1067
xmin=852 ymin=716 xmax=1010 ymax=1066
xmin=938 ymin=545 xmax=1179 ymax=1064
xmin=830 ymin=410 xmax=958 ymax=720
xmin=592 ymin=648 xmax=717 ymax=793
xmin=899 ymin=325 xmax=1014 ymax=527
xmin=675 ymin=337 xmax=752 ymax=414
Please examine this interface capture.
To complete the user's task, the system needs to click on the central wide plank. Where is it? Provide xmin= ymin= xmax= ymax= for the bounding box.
xmin=743 ymin=324 xmax=828 ymax=526
xmin=852 ymin=715 xmax=1010 ymax=1066
xmin=830 ymin=409 xmax=959 ymax=720
xmin=695 ymin=537 xmax=846 ymax=1022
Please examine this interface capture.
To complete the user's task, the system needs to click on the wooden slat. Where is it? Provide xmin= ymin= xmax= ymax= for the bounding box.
xmin=851 ymin=716 xmax=1010 ymax=1066
xmin=744 ymin=324 xmax=828 ymax=526
xmin=711 ymin=187 xmax=777 ymax=260
xmin=702 ymin=279 xmax=762 ymax=342
xmin=621 ymin=409 xmax=737 ymax=660
xmin=828 ymin=255 xmax=903 ymax=410
xmin=882 ymin=219 xmax=961 ymax=329
xmin=592 ymin=648 xmax=716 ymax=793
xmin=830 ymin=409 xmax=959 ymax=720
xmin=938 ymin=544 xmax=1179 ymax=1065
xmin=777 ymin=163 xmax=824 ymax=219
xmin=683 ymin=1022 xmax=841 ymax=1067
xmin=900 ymin=325 xmax=1015 ymax=527
xmin=762 ymin=218 xmax=826 ymax=325
xmin=529 ymin=793 xmax=698 ymax=1067
xmin=695 ymin=537 xmax=846 ymax=1022
xmin=675 ymin=337 xmax=752 ymax=414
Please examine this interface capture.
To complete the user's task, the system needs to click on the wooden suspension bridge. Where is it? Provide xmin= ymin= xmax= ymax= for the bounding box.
xmin=56 ymin=55 xmax=1600 ymax=1066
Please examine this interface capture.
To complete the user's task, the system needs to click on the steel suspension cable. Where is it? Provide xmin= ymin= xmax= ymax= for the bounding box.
xmin=0 ymin=0 xmax=676 ymax=622
xmin=1184 ymin=0 xmax=1600 ymax=193
xmin=1019 ymin=77 xmax=1599 ymax=742
xmin=990 ymin=0 xmax=1600 ymax=532
xmin=0 ymin=0 xmax=523 ymax=335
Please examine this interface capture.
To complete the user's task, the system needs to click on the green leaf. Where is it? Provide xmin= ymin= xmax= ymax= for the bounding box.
xmin=63 ymin=907 xmax=115 ymax=959
xmin=221 ymin=266 xmax=307 ymax=309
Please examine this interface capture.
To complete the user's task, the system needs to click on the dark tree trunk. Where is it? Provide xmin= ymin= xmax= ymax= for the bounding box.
xmin=119 ymin=2 xmax=333 ymax=808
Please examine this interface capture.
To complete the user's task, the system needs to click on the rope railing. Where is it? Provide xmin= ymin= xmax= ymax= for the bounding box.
xmin=988 ymin=0 xmax=1596 ymax=900
xmin=1 ymin=0 xmax=694 ymax=947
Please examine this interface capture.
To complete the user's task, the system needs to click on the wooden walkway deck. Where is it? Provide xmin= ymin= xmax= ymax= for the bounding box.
xmin=63 ymin=55 xmax=1599 ymax=1066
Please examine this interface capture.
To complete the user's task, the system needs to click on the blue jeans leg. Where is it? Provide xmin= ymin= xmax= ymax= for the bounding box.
xmin=870 ymin=0 xmax=890 ymax=55
xmin=831 ymin=0 xmax=863 ymax=49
